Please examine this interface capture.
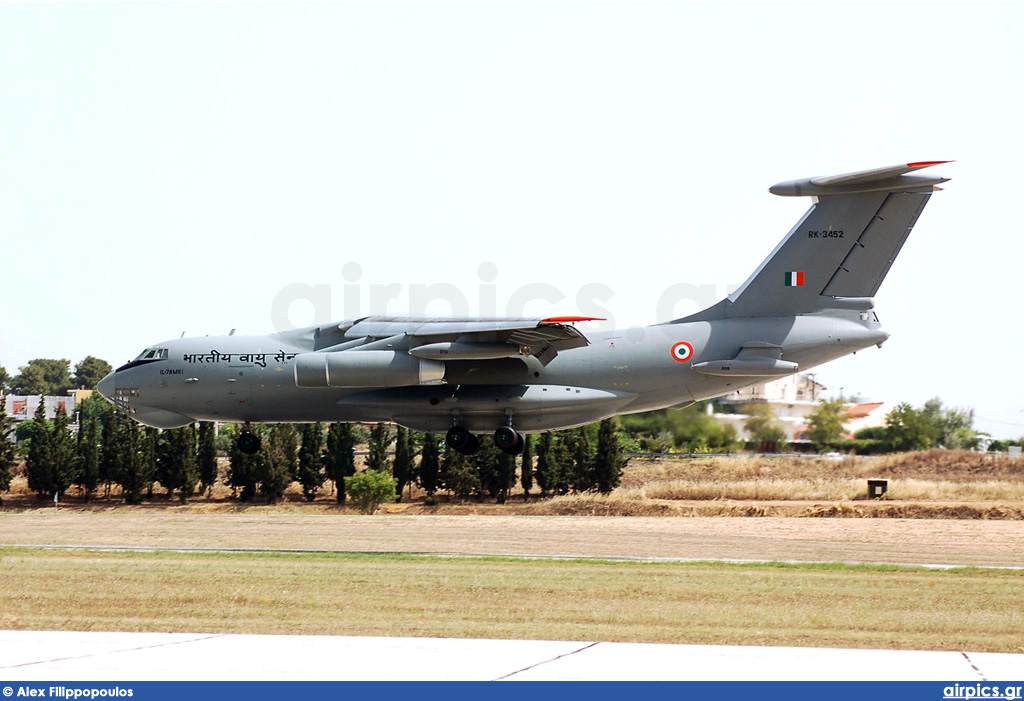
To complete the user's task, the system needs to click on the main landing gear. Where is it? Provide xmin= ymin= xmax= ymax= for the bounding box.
xmin=493 ymin=425 xmax=525 ymax=455
xmin=446 ymin=424 xmax=480 ymax=456
xmin=446 ymin=421 xmax=524 ymax=456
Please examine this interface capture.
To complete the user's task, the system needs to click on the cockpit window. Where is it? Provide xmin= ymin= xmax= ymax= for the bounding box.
xmin=117 ymin=347 xmax=169 ymax=372
xmin=133 ymin=348 xmax=169 ymax=361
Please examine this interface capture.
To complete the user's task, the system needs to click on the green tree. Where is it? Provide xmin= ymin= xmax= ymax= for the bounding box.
xmin=99 ymin=411 xmax=120 ymax=499
xmin=25 ymin=399 xmax=54 ymax=499
xmin=854 ymin=426 xmax=887 ymax=440
xmin=495 ymin=450 xmax=516 ymax=503
xmin=226 ymin=424 xmax=264 ymax=502
xmin=392 ymin=425 xmax=413 ymax=501
xmin=0 ymin=398 xmax=16 ymax=502
xmin=160 ymin=425 xmax=198 ymax=503
xmin=535 ymin=431 xmax=574 ymax=496
xmin=197 ymin=421 xmax=218 ymax=496
xmin=922 ymin=398 xmax=979 ymax=450
xmin=153 ymin=430 xmax=174 ymax=496
xmin=473 ymin=439 xmax=515 ymax=502
xmin=261 ymin=424 xmax=298 ymax=503
xmin=297 ymin=422 xmax=325 ymax=501
xmin=366 ymin=423 xmax=392 ymax=473
xmin=885 ymin=402 xmax=937 ymax=452
xmin=594 ymin=418 xmax=627 ymax=494
xmin=346 ymin=469 xmax=397 ymax=514
xmin=73 ymin=356 xmax=112 ymax=390
xmin=568 ymin=426 xmax=595 ymax=492
xmin=442 ymin=445 xmax=480 ymax=501
xmin=619 ymin=404 xmax=738 ymax=453
xmin=550 ymin=433 xmax=573 ymax=494
xmin=11 ymin=359 xmax=73 ymax=397
xmin=74 ymin=395 xmax=108 ymax=501
xmin=108 ymin=418 xmax=156 ymax=505
xmin=16 ymin=419 xmax=41 ymax=444
xmin=520 ymin=434 xmax=533 ymax=502
xmin=534 ymin=432 xmax=554 ymax=496
xmin=419 ymin=433 xmax=441 ymax=504
xmin=743 ymin=403 xmax=787 ymax=447
xmin=324 ymin=423 xmax=356 ymax=504
xmin=49 ymin=403 xmax=78 ymax=499
xmin=804 ymin=398 xmax=848 ymax=450
xmin=0 ymin=364 xmax=10 ymax=391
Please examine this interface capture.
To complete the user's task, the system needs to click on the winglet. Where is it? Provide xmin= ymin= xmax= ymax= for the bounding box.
xmin=770 ymin=161 xmax=951 ymax=197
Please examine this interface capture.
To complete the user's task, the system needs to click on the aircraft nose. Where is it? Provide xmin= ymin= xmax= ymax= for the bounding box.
xmin=97 ymin=371 xmax=116 ymax=402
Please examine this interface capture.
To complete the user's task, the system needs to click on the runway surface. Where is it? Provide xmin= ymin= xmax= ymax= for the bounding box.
xmin=2 ymin=630 xmax=1023 ymax=681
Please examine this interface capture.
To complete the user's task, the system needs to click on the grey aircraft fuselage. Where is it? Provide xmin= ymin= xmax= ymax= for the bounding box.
xmin=97 ymin=161 xmax=948 ymax=452
xmin=100 ymin=311 xmax=884 ymax=434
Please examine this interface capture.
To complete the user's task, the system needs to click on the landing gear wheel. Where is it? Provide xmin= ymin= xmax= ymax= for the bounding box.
xmin=237 ymin=430 xmax=261 ymax=455
xmin=494 ymin=425 xmax=521 ymax=455
xmin=447 ymin=425 xmax=480 ymax=455
xmin=513 ymin=433 xmax=525 ymax=455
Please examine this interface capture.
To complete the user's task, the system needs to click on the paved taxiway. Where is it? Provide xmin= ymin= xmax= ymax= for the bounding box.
xmin=3 ymin=630 xmax=1023 ymax=681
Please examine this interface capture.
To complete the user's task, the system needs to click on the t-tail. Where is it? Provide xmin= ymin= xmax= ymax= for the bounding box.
xmin=681 ymin=161 xmax=950 ymax=321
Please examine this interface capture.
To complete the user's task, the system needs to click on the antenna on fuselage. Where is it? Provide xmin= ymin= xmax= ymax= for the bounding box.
xmin=229 ymin=329 xmax=236 ymax=336
xmin=180 ymin=331 xmax=186 ymax=339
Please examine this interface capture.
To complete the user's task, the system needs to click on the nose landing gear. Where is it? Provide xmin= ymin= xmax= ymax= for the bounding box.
xmin=237 ymin=423 xmax=261 ymax=455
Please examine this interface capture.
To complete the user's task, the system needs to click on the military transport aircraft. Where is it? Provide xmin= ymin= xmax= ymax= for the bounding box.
xmin=98 ymin=161 xmax=949 ymax=455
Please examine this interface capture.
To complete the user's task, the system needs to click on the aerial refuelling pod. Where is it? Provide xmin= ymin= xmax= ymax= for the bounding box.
xmin=294 ymin=351 xmax=445 ymax=388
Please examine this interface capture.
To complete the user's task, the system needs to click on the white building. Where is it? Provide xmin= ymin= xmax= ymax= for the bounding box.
xmin=2 ymin=394 xmax=77 ymax=422
xmin=714 ymin=373 xmax=828 ymax=441
xmin=713 ymin=374 xmax=891 ymax=442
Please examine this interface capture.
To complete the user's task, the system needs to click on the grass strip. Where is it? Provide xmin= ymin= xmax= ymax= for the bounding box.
xmin=2 ymin=548 xmax=1021 ymax=653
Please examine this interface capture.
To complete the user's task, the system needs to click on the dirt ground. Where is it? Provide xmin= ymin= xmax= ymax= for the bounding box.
xmin=3 ymin=452 xmax=1021 ymax=569
xmin=3 ymin=511 xmax=1022 ymax=568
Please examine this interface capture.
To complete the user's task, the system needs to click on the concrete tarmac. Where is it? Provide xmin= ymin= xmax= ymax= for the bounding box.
xmin=2 ymin=630 xmax=1023 ymax=681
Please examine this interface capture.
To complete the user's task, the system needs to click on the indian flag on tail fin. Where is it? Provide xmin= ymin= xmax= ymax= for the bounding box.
xmin=784 ymin=271 xmax=804 ymax=287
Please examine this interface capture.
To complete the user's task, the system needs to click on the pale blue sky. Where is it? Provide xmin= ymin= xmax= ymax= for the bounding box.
xmin=2 ymin=2 xmax=1022 ymax=437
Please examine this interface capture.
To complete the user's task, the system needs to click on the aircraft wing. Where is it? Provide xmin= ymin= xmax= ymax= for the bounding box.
xmin=324 ymin=315 xmax=601 ymax=366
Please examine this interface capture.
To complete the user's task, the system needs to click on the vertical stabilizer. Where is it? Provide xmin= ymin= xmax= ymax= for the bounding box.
xmin=678 ymin=162 xmax=949 ymax=322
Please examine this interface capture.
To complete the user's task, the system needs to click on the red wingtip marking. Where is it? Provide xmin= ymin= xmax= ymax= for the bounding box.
xmin=541 ymin=316 xmax=606 ymax=324
xmin=907 ymin=160 xmax=952 ymax=168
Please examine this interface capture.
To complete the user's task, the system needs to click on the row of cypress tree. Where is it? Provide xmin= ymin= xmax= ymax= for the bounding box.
xmin=6 ymin=395 xmax=220 ymax=504
xmin=0 ymin=394 xmax=627 ymax=505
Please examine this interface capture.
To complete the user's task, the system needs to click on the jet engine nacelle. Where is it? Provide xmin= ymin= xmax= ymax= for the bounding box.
xmin=294 ymin=351 xmax=445 ymax=388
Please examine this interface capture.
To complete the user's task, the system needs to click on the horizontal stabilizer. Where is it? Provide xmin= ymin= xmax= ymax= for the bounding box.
xmin=770 ymin=161 xmax=951 ymax=197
